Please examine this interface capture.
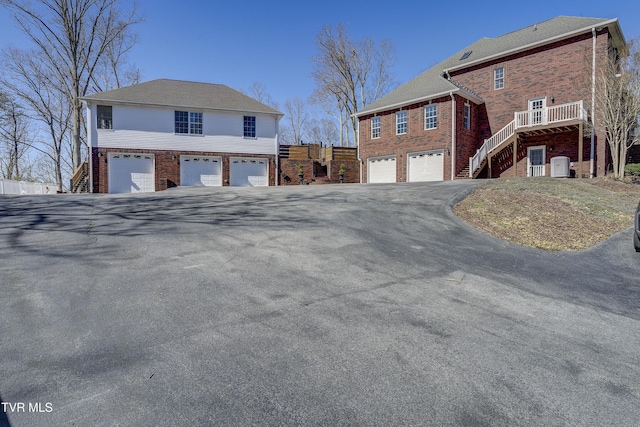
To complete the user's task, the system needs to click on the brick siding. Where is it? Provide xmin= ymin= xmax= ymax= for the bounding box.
xmin=91 ymin=148 xmax=276 ymax=193
xmin=359 ymin=96 xmax=453 ymax=183
xmin=279 ymin=159 xmax=360 ymax=185
xmin=358 ymin=27 xmax=614 ymax=180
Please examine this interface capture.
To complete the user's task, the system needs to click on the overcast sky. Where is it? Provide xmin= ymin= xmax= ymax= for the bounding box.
xmin=1 ymin=0 xmax=638 ymax=111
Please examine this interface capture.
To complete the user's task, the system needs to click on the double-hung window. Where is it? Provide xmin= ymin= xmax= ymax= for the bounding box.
xmin=463 ymin=104 xmax=471 ymax=130
xmin=494 ymin=67 xmax=504 ymax=90
xmin=371 ymin=116 xmax=381 ymax=138
xmin=244 ymin=116 xmax=256 ymax=137
xmin=396 ymin=111 xmax=407 ymax=135
xmin=425 ymin=105 xmax=437 ymax=129
xmin=175 ymin=111 xmax=203 ymax=135
xmin=97 ymin=105 xmax=112 ymax=129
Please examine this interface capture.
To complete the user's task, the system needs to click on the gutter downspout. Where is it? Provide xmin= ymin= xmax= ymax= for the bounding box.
xmin=356 ymin=119 xmax=363 ymax=183
xmin=275 ymin=116 xmax=280 ymax=186
xmin=450 ymin=93 xmax=456 ymax=180
xmin=590 ymin=28 xmax=596 ymax=178
xmin=84 ymin=101 xmax=94 ymax=193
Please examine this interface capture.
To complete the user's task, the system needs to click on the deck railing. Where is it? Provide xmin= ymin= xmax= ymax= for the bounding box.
xmin=470 ymin=120 xmax=515 ymax=177
xmin=515 ymin=100 xmax=586 ymax=128
xmin=529 ymin=165 xmax=545 ymax=177
xmin=469 ymin=101 xmax=586 ymax=177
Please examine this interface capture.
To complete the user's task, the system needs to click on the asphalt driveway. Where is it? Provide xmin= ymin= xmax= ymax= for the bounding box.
xmin=1 ymin=181 xmax=639 ymax=426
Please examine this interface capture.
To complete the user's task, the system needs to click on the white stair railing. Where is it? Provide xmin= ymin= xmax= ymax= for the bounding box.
xmin=469 ymin=120 xmax=515 ymax=177
xmin=469 ymin=101 xmax=586 ymax=178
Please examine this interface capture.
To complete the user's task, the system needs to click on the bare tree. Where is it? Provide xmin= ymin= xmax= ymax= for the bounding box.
xmin=1 ymin=0 xmax=142 ymax=172
xmin=282 ymin=97 xmax=308 ymax=145
xmin=244 ymin=81 xmax=280 ymax=110
xmin=590 ymin=39 xmax=640 ymax=179
xmin=306 ymin=117 xmax=339 ymax=147
xmin=91 ymin=21 xmax=141 ymax=92
xmin=1 ymin=48 xmax=73 ymax=189
xmin=309 ymin=90 xmax=349 ymax=146
xmin=0 ymin=93 xmax=33 ymax=180
xmin=310 ymin=23 xmax=396 ymax=146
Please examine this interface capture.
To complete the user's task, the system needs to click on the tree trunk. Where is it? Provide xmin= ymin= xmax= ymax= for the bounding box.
xmin=73 ymin=99 xmax=82 ymax=171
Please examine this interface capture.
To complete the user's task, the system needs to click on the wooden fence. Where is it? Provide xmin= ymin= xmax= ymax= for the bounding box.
xmin=322 ymin=146 xmax=357 ymax=161
xmin=279 ymin=144 xmax=357 ymax=161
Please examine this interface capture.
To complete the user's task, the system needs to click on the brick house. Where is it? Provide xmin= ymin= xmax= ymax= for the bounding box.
xmin=355 ymin=16 xmax=627 ymax=183
xmin=81 ymin=79 xmax=283 ymax=193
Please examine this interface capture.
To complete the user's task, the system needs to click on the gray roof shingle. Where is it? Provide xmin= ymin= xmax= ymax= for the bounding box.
xmin=81 ymin=79 xmax=283 ymax=116
xmin=356 ymin=16 xmax=623 ymax=117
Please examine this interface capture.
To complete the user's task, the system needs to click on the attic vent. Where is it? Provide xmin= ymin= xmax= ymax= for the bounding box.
xmin=460 ymin=51 xmax=472 ymax=60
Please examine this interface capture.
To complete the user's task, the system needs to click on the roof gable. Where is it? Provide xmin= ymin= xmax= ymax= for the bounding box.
xmin=81 ymin=79 xmax=283 ymax=116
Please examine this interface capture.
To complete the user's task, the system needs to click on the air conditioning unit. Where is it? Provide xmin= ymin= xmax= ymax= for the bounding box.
xmin=550 ymin=156 xmax=570 ymax=178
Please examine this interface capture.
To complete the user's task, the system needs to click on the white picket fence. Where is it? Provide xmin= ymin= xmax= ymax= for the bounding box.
xmin=0 ymin=178 xmax=59 ymax=195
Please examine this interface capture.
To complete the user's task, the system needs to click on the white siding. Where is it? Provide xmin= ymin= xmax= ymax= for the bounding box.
xmin=87 ymin=104 xmax=278 ymax=155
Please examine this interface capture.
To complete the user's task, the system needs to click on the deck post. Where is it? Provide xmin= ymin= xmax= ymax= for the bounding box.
xmin=488 ymin=153 xmax=492 ymax=178
xmin=578 ymin=122 xmax=584 ymax=179
xmin=513 ymin=136 xmax=518 ymax=178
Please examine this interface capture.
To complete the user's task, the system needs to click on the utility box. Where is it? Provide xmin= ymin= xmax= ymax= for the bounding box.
xmin=550 ymin=156 xmax=570 ymax=178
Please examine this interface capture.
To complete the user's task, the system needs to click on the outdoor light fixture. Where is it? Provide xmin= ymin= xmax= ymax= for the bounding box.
xmin=172 ymin=155 xmax=176 ymax=160
xmin=550 ymin=94 xmax=555 ymax=103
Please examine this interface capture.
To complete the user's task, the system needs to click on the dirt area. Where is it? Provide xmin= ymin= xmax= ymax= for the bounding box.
xmin=454 ymin=177 xmax=640 ymax=251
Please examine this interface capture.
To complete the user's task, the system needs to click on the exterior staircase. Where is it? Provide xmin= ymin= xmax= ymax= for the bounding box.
xmin=71 ymin=162 xmax=89 ymax=193
xmin=456 ymin=165 xmax=471 ymax=179
xmin=468 ymin=101 xmax=587 ymax=178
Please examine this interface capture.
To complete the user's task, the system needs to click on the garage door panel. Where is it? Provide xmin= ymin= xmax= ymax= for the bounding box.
xmin=408 ymin=150 xmax=443 ymax=182
xmin=181 ymin=156 xmax=222 ymax=187
xmin=368 ymin=156 xmax=396 ymax=183
xmin=109 ymin=154 xmax=155 ymax=194
xmin=230 ymin=158 xmax=268 ymax=187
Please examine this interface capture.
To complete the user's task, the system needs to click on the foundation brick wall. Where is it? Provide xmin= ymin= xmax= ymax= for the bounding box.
xmin=488 ymin=132 xmax=591 ymax=178
xmin=278 ymin=159 xmax=360 ymax=185
xmin=279 ymin=159 xmax=313 ymax=185
xmin=327 ymin=160 xmax=360 ymax=183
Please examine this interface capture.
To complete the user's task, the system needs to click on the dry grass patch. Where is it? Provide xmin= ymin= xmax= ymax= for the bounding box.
xmin=454 ymin=177 xmax=639 ymax=251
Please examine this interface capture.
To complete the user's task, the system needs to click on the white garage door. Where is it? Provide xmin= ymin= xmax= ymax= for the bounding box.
xmin=408 ymin=150 xmax=444 ymax=182
xmin=180 ymin=156 xmax=222 ymax=186
xmin=229 ymin=157 xmax=268 ymax=187
xmin=368 ymin=156 xmax=396 ymax=183
xmin=108 ymin=153 xmax=155 ymax=194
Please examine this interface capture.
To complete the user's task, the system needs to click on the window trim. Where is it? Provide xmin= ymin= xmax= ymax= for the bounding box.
xmin=97 ymin=105 xmax=113 ymax=130
xmin=243 ymin=115 xmax=256 ymax=138
xmin=396 ymin=111 xmax=407 ymax=135
xmin=175 ymin=110 xmax=203 ymax=135
xmin=494 ymin=67 xmax=505 ymax=90
xmin=371 ymin=116 xmax=381 ymax=139
xmin=424 ymin=105 xmax=437 ymax=130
